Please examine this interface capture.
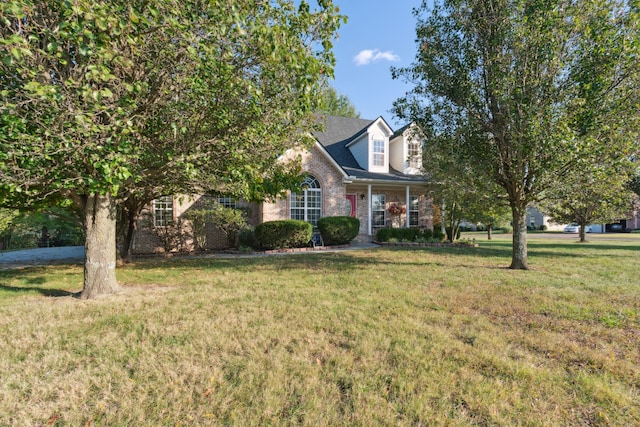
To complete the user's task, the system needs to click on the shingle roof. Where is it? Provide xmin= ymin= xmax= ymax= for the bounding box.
xmin=313 ymin=115 xmax=426 ymax=184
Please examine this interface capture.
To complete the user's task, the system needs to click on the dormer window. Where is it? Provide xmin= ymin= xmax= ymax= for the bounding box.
xmin=408 ymin=141 xmax=421 ymax=169
xmin=373 ymin=139 xmax=385 ymax=166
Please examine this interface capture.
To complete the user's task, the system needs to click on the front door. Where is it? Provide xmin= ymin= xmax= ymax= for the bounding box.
xmin=345 ymin=194 xmax=356 ymax=217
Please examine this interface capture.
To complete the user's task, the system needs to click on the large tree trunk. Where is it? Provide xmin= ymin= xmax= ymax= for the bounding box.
xmin=510 ymin=206 xmax=528 ymax=270
xmin=80 ymin=192 xmax=120 ymax=299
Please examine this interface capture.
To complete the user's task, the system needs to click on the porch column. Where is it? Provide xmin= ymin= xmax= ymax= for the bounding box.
xmin=405 ymin=186 xmax=410 ymax=228
xmin=367 ymin=184 xmax=372 ymax=236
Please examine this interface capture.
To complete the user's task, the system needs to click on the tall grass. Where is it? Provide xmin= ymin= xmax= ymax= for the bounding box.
xmin=0 ymin=237 xmax=638 ymax=425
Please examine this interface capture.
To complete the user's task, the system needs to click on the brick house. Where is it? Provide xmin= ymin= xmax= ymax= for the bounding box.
xmin=133 ymin=115 xmax=431 ymax=253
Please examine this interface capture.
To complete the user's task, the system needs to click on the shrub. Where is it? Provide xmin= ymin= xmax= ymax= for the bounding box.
xmin=254 ymin=220 xmax=312 ymax=250
xmin=149 ymin=217 xmax=190 ymax=254
xmin=432 ymin=224 xmax=445 ymax=242
xmin=375 ymin=228 xmax=393 ymax=242
xmin=446 ymin=226 xmax=461 ymax=241
xmin=317 ymin=216 xmax=360 ymax=245
xmin=375 ymin=227 xmax=439 ymax=243
xmin=238 ymin=227 xmax=258 ymax=250
xmin=1 ymin=208 xmax=84 ymax=250
xmin=183 ymin=201 xmax=249 ymax=249
xmin=540 ymin=225 xmax=548 ymax=231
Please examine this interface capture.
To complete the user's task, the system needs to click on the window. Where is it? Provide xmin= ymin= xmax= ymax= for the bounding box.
xmin=373 ymin=139 xmax=385 ymax=167
xmin=153 ymin=196 xmax=173 ymax=227
xmin=408 ymin=141 xmax=421 ymax=169
xmin=290 ymin=175 xmax=322 ymax=226
xmin=372 ymin=194 xmax=386 ymax=227
xmin=409 ymin=195 xmax=419 ymax=227
xmin=217 ymin=196 xmax=236 ymax=208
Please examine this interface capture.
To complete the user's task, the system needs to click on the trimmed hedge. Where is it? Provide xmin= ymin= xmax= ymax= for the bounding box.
xmin=254 ymin=220 xmax=312 ymax=250
xmin=317 ymin=216 xmax=360 ymax=246
xmin=375 ymin=227 xmax=442 ymax=243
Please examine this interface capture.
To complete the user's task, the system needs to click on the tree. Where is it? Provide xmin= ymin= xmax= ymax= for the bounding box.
xmin=413 ymin=124 xmax=510 ymax=242
xmin=0 ymin=0 xmax=344 ymax=298
xmin=630 ymin=175 xmax=640 ymax=198
xmin=393 ymin=0 xmax=640 ymax=269
xmin=542 ymin=162 xmax=636 ymax=242
xmin=317 ymin=86 xmax=360 ymax=118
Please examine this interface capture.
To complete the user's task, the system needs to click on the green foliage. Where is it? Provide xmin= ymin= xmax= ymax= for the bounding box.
xmin=629 ymin=175 xmax=640 ymax=198
xmin=181 ymin=208 xmax=210 ymax=251
xmin=0 ymin=0 xmax=345 ymax=296
xmin=238 ymin=227 xmax=258 ymax=251
xmin=393 ymin=0 xmax=640 ymax=268
xmin=0 ymin=208 xmax=83 ymax=250
xmin=432 ymin=225 xmax=445 ymax=241
xmin=0 ymin=0 xmax=346 ymax=204
xmin=317 ymin=216 xmax=359 ymax=245
xmin=541 ymin=162 xmax=635 ymax=242
xmin=445 ymin=226 xmax=461 ymax=242
xmin=375 ymin=227 xmax=439 ymax=243
xmin=254 ymin=220 xmax=312 ymax=250
xmin=317 ymin=86 xmax=360 ymax=118
xmin=146 ymin=217 xmax=189 ymax=255
xmin=209 ymin=206 xmax=249 ymax=249
xmin=183 ymin=200 xmax=249 ymax=249
xmin=0 ymin=208 xmax=19 ymax=249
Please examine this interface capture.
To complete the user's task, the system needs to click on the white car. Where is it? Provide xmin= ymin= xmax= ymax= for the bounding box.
xmin=563 ymin=223 xmax=592 ymax=233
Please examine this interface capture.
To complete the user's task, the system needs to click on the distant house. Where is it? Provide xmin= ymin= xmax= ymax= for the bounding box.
xmin=133 ymin=115 xmax=432 ymax=253
xmin=527 ymin=205 xmax=640 ymax=233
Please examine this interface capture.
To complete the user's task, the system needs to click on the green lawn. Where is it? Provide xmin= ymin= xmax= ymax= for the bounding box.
xmin=0 ymin=237 xmax=639 ymax=426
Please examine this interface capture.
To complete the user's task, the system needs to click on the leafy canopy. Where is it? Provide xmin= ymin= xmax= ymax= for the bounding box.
xmin=0 ymin=0 xmax=345 ymax=206
xmin=394 ymin=0 xmax=640 ymax=268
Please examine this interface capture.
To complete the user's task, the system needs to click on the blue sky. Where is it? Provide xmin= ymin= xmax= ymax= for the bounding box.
xmin=329 ymin=1 xmax=423 ymax=126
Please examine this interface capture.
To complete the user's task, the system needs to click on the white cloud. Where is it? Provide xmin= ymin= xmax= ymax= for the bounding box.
xmin=353 ymin=49 xmax=400 ymax=66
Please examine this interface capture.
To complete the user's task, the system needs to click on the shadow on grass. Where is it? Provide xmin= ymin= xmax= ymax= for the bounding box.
xmin=0 ymin=283 xmax=75 ymax=297
xmin=120 ymin=244 xmax=516 ymax=273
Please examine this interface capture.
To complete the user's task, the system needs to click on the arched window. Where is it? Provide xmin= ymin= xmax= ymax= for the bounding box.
xmin=290 ymin=175 xmax=322 ymax=226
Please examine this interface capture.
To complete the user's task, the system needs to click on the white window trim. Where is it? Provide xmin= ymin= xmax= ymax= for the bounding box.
xmin=290 ymin=175 xmax=322 ymax=226
xmin=153 ymin=196 xmax=174 ymax=227
xmin=372 ymin=194 xmax=386 ymax=227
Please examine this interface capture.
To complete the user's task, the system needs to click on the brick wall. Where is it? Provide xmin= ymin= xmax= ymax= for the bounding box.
xmin=262 ymin=145 xmax=348 ymax=222
xmin=132 ymin=195 xmax=258 ymax=254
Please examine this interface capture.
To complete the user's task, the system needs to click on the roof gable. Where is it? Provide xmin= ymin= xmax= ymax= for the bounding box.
xmin=312 ymin=115 xmax=427 ymax=184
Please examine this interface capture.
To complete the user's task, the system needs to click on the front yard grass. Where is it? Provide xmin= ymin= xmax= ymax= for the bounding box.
xmin=0 ymin=238 xmax=638 ymax=425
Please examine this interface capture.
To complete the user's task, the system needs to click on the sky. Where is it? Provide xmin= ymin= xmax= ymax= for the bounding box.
xmin=329 ymin=1 xmax=424 ymax=126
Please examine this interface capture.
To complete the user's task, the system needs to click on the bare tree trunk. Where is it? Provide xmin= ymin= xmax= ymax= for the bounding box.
xmin=579 ymin=223 xmax=587 ymax=243
xmin=510 ymin=206 xmax=528 ymax=270
xmin=80 ymin=192 xmax=119 ymax=299
xmin=487 ymin=224 xmax=492 ymax=240
xmin=120 ymin=208 xmax=137 ymax=264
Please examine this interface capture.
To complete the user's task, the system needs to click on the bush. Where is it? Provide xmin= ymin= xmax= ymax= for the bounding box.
xmin=238 ymin=227 xmax=258 ymax=250
xmin=183 ymin=202 xmax=249 ymax=249
xmin=539 ymin=225 xmax=548 ymax=231
xmin=446 ymin=226 xmax=461 ymax=241
xmin=432 ymin=224 xmax=445 ymax=242
xmin=254 ymin=220 xmax=312 ymax=250
xmin=1 ymin=208 xmax=84 ymax=250
xmin=375 ymin=227 xmax=439 ymax=243
xmin=317 ymin=216 xmax=360 ymax=245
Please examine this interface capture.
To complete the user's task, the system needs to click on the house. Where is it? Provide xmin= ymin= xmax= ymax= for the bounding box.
xmin=132 ymin=115 xmax=432 ymax=253
xmin=527 ymin=205 xmax=640 ymax=233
